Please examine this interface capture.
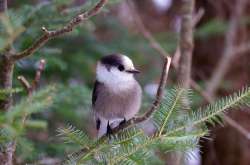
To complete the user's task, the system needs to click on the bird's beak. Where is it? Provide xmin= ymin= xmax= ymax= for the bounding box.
xmin=126 ymin=69 xmax=140 ymax=74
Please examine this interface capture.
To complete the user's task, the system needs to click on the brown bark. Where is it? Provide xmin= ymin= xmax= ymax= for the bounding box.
xmin=177 ymin=0 xmax=195 ymax=88
xmin=0 ymin=1 xmax=17 ymax=164
xmin=0 ymin=55 xmax=14 ymax=111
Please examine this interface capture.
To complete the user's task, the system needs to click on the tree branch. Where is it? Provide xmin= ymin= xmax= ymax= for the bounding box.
xmin=17 ymin=76 xmax=31 ymax=95
xmin=193 ymin=8 xmax=205 ymax=26
xmin=126 ymin=0 xmax=171 ymax=58
xmin=10 ymin=0 xmax=108 ymax=61
xmin=17 ymin=59 xmax=46 ymax=96
xmin=205 ymin=0 xmax=247 ymax=98
xmin=32 ymin=59 xmax=46 ymax=90
xmin=177 ymin=0 xmax=195 ymax=89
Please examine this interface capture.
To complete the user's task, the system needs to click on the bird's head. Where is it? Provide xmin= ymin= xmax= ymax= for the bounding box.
xmin=96 ymin=54 xmax=140 ymax=85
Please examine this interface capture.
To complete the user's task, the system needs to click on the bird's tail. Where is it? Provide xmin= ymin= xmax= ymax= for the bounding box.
xmin=96 ymin=117 xmax=124 ymax=138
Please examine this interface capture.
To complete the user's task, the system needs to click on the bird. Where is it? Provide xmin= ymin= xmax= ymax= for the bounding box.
xmin=92 ymin=54 xmax=142 ymax=138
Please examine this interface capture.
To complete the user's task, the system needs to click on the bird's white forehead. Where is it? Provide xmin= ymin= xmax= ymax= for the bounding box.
xmin=121 ymin=55 xmax=134 ymax=69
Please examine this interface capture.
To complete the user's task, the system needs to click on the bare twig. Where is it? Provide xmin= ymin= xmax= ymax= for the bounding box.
xmin=10 ymin=0 xmax=108 ymax=61
xmin=17 ymin=59 xmax=46 ymax=95
xmin=126 ymin=0 xmax=171 ymax=58
xmin=223 ymin=116 xmax=250 ymax=140
xmin=205 ymin=0 xmax=247 ymax=98
xmin=193 ymin=8 xmax=205 ymax=26
xmin=17 ymin=76 xmax=32 ymax=95
xmin=232 ymin=42 xmax=250 ymax=55
xmin=32 ymin=59 xmax=46 ymax=90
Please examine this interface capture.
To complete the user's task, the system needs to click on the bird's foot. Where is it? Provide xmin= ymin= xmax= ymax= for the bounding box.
xmin=119 ymin=118 xmax=126 ymax=126
xmin=106 ymin=121 xmax=113 ymax=137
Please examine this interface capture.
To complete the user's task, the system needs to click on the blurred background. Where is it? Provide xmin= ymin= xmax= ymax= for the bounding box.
xmin=1 ymin=0 xmax=250 ymax=164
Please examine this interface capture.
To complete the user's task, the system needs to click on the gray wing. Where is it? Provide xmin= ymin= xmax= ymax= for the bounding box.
xmin=92 ymin=80 xmax=102 ymax=106
xmin=92 ymin=80 xmax=102 ymax=130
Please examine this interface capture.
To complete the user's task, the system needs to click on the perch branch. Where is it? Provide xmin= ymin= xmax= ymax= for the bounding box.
xmin=10 ymin=0 xmax=108 ymax=61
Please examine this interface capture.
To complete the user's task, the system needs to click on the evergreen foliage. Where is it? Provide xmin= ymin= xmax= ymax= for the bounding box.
xmin=59 ymin=87 xmax=250 ymax=165
xmin=0 ymin=85 xmax=57 ymax=160
xmin=1 ymin=0 xmax=249 ymax=164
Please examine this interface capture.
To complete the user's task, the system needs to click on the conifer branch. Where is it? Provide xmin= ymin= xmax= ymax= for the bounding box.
xmin=10 ymin=0 xmax=108 ymax=61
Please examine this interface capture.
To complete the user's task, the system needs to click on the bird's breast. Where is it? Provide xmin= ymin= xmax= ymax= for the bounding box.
xmin=94 ymin=81 xmax=142 ymax=120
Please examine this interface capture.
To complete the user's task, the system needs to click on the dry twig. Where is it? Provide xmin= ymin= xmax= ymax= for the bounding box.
xmin=17 ymin=59 xmax=46 ymax=95
xmin=205 ymin=0 xmax=248 ymax=98
xmin=193 ymin=8 xmax=205 ymax=26
xmin=126 ymin=0 xmax=171 ymax=58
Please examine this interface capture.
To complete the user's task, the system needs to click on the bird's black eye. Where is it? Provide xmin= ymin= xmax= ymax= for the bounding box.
xmin=118 ymin=65 xmax=125 ymax=71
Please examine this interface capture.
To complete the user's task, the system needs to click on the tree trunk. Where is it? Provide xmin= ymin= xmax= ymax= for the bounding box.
xmin=0 ymin=55 xmax=14 ymax=110
xmin=167 ymin=0 xmax=195 ymax=164
xmin=0 ymin=1 xmax=16 ymax=164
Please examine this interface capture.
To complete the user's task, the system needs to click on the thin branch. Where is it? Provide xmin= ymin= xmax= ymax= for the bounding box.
xmin=126 ymin=0 xmax=171 ymax=58
xmin=223 ymin=115 xmax=250 ymax=140
xmin=232 ymin=42 xmax=250 ymax=55
xmin=17 ymin=59 xmax=46 ymax=96
xmin=17 ymin=76 xmax=32 ymax=96
xmin=10 ymin=0 xmax=108 ymax=61
xmin=202 ymin=0 xmax=250 ymax=140
xmin=32 ymin=59 xmax=46 ymax=90
xmin=193 ymin=8 xmax=205 ymax=26
xmin=205 ymin=0 xmax=247 ymax=98
xmin=192 ymin=80 xmax=250 ymax=140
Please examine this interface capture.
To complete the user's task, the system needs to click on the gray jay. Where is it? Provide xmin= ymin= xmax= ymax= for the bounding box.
xmin=92 ymin=54 xmax=142 ymax=138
